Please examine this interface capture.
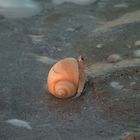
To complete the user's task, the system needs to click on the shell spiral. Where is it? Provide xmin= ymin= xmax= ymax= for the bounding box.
xmin=47 ymin=58 xmax=79 ymax=98
xmin=54 ymin=81 xmax=76 ymax=98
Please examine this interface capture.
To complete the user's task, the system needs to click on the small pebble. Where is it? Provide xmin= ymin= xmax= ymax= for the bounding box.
xmin=6 ymin=119 xmax=32 ymax=130
xmin=133 ymin=50 xmax=140 ymax=58
xmin=36 ymin=55 xmax=57 ymax=65
xmin=130 ymin=81 xmax=136 ymax=86
xmin=57 ymin=48 xmax=62 ymax=51
xmin=113 ymin=3 xmax=128 ymax=8
xmin=29 ymin=34 xmax=44 ymax=44
xmin=127 ymin=44 xmax=131 ymax=49
xmin=96 ymin=44 xmax=103 ymax=49
xmin=107 ymin=54 xmax=121 ymax=63
xmin=128 ymin=76 xmax=132 ymax=79
xmin=110 ymin=81 xmax=123 ymax=90
xmin=67 ymin=28 xmax=75 ymax=32
xmin=83 ymin=107 xmax=87 ymax=110
xmin=135 ymin=40 xmax=140 ymax=46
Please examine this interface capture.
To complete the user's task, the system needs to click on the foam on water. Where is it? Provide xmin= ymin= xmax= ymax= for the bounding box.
xmin=0 ymin=0 xmax=41 ymax=18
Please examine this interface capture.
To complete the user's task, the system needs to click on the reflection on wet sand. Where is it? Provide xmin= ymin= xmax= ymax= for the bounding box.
xmin=46 ymin=92 xmax=85 ymax=114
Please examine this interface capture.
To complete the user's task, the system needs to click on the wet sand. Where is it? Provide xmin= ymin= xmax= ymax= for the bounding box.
xmin=0 ymin=0 xmax=140 ymax=139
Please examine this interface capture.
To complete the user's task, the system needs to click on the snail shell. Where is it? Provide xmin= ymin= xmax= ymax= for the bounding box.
xmin=47 ymin=58 xmax=80 ymax=98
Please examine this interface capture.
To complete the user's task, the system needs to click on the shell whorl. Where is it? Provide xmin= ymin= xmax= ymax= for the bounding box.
xmin=54 ymin=81 xmax=76 ymax=98
xmin=47 ymin=57 xmax=79 ymax=98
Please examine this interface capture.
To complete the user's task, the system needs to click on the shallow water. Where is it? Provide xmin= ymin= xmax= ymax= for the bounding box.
xmin=0 ymin=0 xmax=140 ymax=140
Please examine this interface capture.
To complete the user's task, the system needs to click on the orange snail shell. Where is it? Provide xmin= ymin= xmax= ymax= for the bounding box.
xmin=47 ymin=58 xmax=80 ymax=98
